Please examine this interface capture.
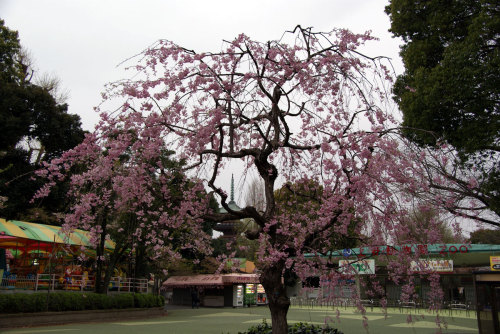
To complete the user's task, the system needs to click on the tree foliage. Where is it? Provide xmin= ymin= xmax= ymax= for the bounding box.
xmin=397 ymin=205 xmax=459 ymax=244
xmin=397 ymin=141 xmax=500 ymax=227
xmin=386 ymin=0 xmax=499 ymax=154
xmin=0 ymin=19 xmax=24 ymax=84
xmin=35 ymin=125 xmax=212 ymax=293
xmin=38 ymin=26 xmax=470 ymax=333
xmin=469 ymin=228 xmax=500 ymax=244
xmin=274 ymin=180 xmax=361 ymax=251
xmin=385 ymin=1 xmax=500 ymax=223
xmin=0 ymin=19 xmax=85 ymax=222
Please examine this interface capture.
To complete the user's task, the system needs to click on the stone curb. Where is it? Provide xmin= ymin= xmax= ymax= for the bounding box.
xmin=0 ymin=307 xmax=167 ymax=328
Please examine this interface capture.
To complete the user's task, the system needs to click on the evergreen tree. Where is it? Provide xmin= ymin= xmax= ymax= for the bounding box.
xmin=0 ymin=19 xmax=85 ymax=223
xmin=386 ymin=1 xmax=500 ymax=221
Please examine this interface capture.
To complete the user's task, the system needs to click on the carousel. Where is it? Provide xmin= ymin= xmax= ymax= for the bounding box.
xmin=0 ymin=218 xmax=115 ymax=291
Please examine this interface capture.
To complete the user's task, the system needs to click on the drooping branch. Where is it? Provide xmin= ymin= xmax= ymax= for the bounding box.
xmin=33 ymin=25 xmax=493 ymax=333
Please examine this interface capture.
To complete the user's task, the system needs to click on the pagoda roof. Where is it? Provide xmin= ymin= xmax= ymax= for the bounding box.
xmin=218 ymin=200 xmax=242 ymax=213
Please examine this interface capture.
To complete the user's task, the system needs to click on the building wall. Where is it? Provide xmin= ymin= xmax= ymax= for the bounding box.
xmin=289 ymin=273 xmax=476 ymax=306
xmin=172 ymin=288 xmax=192 ymax=305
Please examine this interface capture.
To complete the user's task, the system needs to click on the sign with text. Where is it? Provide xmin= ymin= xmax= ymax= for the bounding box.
xmin=490 ymin=256 xmax=500 ymax=271
xmin=410 ymin=259 xmax=453 ymax=273
xmin=339 ymin=259 xmax=375 ymax=275
xmin=339 ymin=244 xmax=471 ymax=258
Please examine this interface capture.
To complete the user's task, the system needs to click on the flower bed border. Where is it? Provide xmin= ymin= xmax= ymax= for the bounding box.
xmin=0 ymin=307 xmax=166 ymax=328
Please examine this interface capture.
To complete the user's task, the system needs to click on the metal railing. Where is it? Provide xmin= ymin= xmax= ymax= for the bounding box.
xmin=289 ymin=296 xmax=474 ymax=315
xmin=108 ymin=277 xmax=148 ymax=293
xmin=1 ymin=274 xmax=148 ymax=293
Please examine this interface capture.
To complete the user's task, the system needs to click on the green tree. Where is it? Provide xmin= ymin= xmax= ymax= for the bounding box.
xmin=386 ymin=1 xmax=500 ymax=222
xmin=0 ymin=19 xmax=24 ymax=83
xmin=0 ymin=19 xmax=85 ymax=223
xmin=399 ymin=206 xmax=460 ymax=244
xmin=274 ymin=180 xmax=361 ymax=251
xmin=95 ymin=148 xmax=206 ymax=293
xmin=469 ymin=228 xmax=500 ymax=244
xmin=271 ymin=180 xmax=362 ymax=289
xmin=386 ymin=0 xmax=499 ymax=153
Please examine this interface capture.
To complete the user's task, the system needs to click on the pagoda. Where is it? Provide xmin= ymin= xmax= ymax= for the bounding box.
xmin=214 ymin=175 xmax=241 ymax=240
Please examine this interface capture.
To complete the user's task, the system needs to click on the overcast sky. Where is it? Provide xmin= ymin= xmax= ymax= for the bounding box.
xmin=1 ymin=0 xmax=403 ymax=130
xmin=1 ymin=0 xmax=404 ymax=204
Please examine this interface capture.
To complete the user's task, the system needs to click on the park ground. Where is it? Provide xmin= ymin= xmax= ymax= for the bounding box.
xmin=2 ymin=306 xmax=478 ymax=334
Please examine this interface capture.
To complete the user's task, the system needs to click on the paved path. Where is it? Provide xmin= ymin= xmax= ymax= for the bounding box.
xmin=3 ymin=306 xmax=478 ymax=334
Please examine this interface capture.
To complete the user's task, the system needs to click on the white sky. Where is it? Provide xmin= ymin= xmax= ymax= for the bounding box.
xmin=1 ymin=0 xmax=403 ymax=131
xmin=1 ymin=0 xmax=404 ymax=204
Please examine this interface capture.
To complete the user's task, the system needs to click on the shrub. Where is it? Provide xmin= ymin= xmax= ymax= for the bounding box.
xmin=81 ymin=293 xmax=97 ymax=310
xmin=0 ymin=292 xmax=162 ymax=314
xmin=238 ymin=320 xmax=344 ymax=334
xmin=244 ymin=293 xmax=256 ymax=306
xmin=48 ymin=292 xmax=83 ymax=311
xmin=239 ymin=319 xmax=272 ymax=334
xmin=289 ymin=322 xmax=344 ymax=334
xmin=112 ymin=293 xmax=135 ymax=309
xmin=133 ymin=293 xmax=163 ymax=308
xmin=2 ymin=294 xmax=23 ymax=313
xmin=31 ymin=293 xmax=48 ymax=312
xmin=133 ymin=293 xmax=145 ymax=308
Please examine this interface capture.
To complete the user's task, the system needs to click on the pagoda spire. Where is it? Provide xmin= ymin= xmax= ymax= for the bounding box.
xmin=214 ymin=174 xmax=242 ymax=239
xmin=230 ymin=174 xmax=235 ymax=202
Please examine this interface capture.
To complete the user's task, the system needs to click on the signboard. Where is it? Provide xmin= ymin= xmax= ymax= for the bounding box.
xmin=339 ymin=259 xmax=375 ymax=275
xmin=410 ymin=259 xmax=453 ymax=272
xmin=337 ymin=244 xmax=471 ymax=258
xmin=490 ymin=256 xmax=500 ymax=271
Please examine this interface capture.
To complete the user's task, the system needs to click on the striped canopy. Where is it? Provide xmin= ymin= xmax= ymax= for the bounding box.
xmin=0 ymin=218 xmax=115 ymax=252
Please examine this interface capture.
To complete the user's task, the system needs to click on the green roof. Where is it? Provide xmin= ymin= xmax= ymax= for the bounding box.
xmin=218 ymin=200 xmax=242 ymax=213
xmin=304 ymin=244 xmax=500 ymax=267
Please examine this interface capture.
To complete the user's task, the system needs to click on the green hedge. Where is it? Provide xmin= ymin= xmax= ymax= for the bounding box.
xmin=238 ymin=320 xmax=344 ymax=334
xmin=0 ymin=292 xmax=164 ymax=314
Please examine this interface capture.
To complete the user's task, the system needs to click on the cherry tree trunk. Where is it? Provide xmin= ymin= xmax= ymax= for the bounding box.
xmin=261 ymin=262 xmax=290 ymax=334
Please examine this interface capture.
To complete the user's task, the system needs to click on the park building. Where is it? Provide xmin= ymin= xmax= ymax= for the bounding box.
xmin=290 ymin=244 xmax=500 ymax=304
xmin=286 ymin=243 xmax=500 ymax=333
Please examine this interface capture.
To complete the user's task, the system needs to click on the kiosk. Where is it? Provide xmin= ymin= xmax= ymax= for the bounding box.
xmin=474 ymin=270 xmax=500 ymax=334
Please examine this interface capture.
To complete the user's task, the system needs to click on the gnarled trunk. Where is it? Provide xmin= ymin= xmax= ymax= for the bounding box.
xmin=261 ymin=261 xmax=290 ymax=334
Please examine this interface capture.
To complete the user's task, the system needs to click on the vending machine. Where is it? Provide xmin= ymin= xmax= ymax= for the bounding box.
xmin=233 ymin=284 xmax=244 ymax=307
xmin=256 ymin=284 xmax=267 ymax=305
xmin=244 ymin=283 xmax=257 ymax=306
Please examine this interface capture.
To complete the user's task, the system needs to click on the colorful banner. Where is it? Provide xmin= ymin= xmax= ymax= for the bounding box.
xmin=410 ymin=259 xmax=453 ymax=272
xmin=339 ymin=259 xmax=375 ymax=275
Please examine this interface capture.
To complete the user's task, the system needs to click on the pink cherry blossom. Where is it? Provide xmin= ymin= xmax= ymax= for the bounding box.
xmin=35 ymin=26 xmax=484 ymax=334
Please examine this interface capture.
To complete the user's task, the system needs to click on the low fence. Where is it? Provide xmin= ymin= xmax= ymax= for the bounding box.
xmin=289 ymin=296 xmax=474 ymax=315
xmin=0 ymin=274 xmax=148 ymax=293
